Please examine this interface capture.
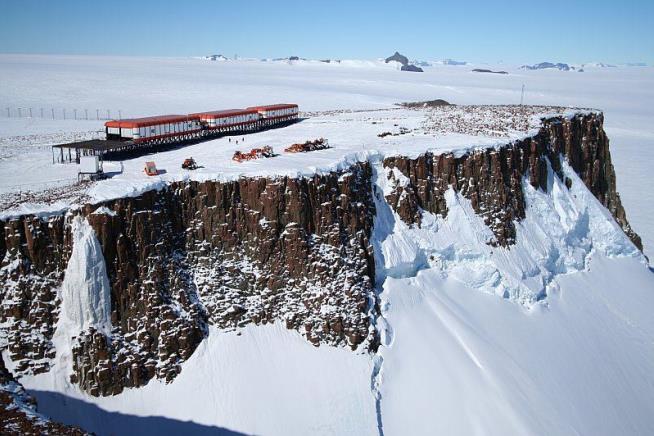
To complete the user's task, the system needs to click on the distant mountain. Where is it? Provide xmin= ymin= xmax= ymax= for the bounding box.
xmin=521 ymin=62 xmax=572 ymax=71
xmin=581 ymin=62 xmax=617 ymax=68
xmin=624 ymin=62 xmax=647 ymax=67
xmin=385 ymin=51 xmax=424 ymax=72
xmin=439 ymin=59 xmax=468 ymax=66
xmin=412 ymin=60 xmax=432 ymax=67
xmin=401 ymin=64 xmax=424 ymax=72
xmin=385 ymin=51 xmax=409 ymax=66
xmin=472 ymin=68 xmax=508 ymax=75
xmin=205 ymin=54 xmax=228 ymax=61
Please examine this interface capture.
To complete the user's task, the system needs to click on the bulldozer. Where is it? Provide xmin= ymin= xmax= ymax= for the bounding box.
xmin=182 ymin=157 xmax=198 ymax=170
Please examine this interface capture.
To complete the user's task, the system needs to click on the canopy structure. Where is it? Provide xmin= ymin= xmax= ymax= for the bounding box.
xmin=51 ymin=139 xmax=135 ymax=163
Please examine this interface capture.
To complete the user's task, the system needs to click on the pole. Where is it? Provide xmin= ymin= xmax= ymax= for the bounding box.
xmin=520 ymin=84 xmax=525 ymax=106
xmin=52 ymin=108 xmax=55 ymax=119
xmin=96 ymin=109 xmax=99 ymax=120
xmin=74 ymin=109 xmax=77 ymax=120
xmin=63 ymin=108 xmax=66 ymax=119
xmin=85 ymin=109 xmax=88 ymax=120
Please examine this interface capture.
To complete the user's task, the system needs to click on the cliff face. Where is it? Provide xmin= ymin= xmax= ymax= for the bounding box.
xmin=0 ymin=113 xmax=641 ymax=397
xmin=383 ymin=113 xmax=642 ymax=249
xmin=1 ymin=163 xmax=376 ymax=396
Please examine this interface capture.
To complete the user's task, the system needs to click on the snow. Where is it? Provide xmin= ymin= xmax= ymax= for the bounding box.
xmin=1 ymin=54 xmax=654 ymax=435
xmin=371 ymin=155 xmax=654 ymax=434
xmin=376 ymin=155 xmax=643 ymax=306
xmin=23 ymin=324 xmax=378 ymax=436
xmin=378 ymin=255 xmax=654 ymax=436
xmin=60 ymin=216 xmax=112 ymax=333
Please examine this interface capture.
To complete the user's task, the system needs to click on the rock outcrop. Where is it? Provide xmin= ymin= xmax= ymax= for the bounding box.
xmin=520 ymin=62 xmax=572 ymax=71
xmin=401 ymin=64 xmax=424 ymax=73
xmin=383 ymin=113 xmax=642 ymax=249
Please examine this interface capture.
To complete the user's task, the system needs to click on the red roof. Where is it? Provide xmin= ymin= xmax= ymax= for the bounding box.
xmin=247 ymin=104 xmax=298 ymax=111
xmin=105 ymin=114 xmax=199 ymax=128
xmin=189 ymin=108 xmax=259 ymax=119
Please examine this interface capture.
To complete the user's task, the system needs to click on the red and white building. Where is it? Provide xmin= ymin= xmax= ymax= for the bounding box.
xmin=247 ymin=104 xmax=299 ymax=126
xmin=105 ymin=115 xmax=202 ymax=143
xmin=103 ymin=104 xmax=299 ymax=147
xmin=190 ymin=109 xmax=260 ymax=132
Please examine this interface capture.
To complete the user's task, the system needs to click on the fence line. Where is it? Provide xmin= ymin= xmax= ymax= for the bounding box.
xmin=1 ymin=107 xmax=126 ymax=121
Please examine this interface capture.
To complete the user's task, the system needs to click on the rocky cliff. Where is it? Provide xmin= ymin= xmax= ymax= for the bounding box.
xmin=1 ymin=163 xmax=377 ymax=396
xmin=0 ymin=112 xmax=641 ymax=398
xmin=383 ymin=112 xmax=642 ymax=249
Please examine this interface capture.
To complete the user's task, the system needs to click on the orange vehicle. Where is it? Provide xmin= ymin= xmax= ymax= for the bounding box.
xmin=284 ymin=138 xmax=329 ymax=153
xmin=232 ymin=146 xmax=274 ymax=162
xmin=144 ymin=161 xmax=158 ymax=176
xmin=182 ymin=157 xmax=198 ymax=170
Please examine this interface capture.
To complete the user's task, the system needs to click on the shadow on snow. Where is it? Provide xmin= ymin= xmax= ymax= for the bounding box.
xmin=30 ymin=390 xmax=247 ymax=436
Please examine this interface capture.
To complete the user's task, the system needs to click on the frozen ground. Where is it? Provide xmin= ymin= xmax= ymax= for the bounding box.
xmin=1 ymin=55 xmax=654 ymax=435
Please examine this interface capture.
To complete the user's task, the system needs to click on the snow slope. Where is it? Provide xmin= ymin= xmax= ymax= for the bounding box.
xmin=379 ymin=255 xmax=654 ymax=436
xmin=24 ymin=324 xmax=378 ymax=436
xmin=372 ymin=156 xmax=654 ymax=435
xmin=373 ymin=157 xmax=642 ymax=306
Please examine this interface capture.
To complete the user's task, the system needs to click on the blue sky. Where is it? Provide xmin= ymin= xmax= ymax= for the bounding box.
xmin=0 ymin=0 xmax=652 ymax=64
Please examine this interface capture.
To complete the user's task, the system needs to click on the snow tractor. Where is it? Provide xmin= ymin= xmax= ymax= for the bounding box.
xmin=182 ymin=157 xmax=198 ymax=170
xmin=144 ymin=161 xmax=159 ymax=176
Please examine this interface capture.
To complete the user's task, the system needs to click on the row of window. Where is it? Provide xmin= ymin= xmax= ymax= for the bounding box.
xmin=107 ymin=108 xmax=298 ymax=139
xmin=205 ymin=113 xmax=259 ymax=126
xmin=262 ymin=107 xmax=299 ymax=118
xmin=116 ymin=121 xmax=200 ymax=138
